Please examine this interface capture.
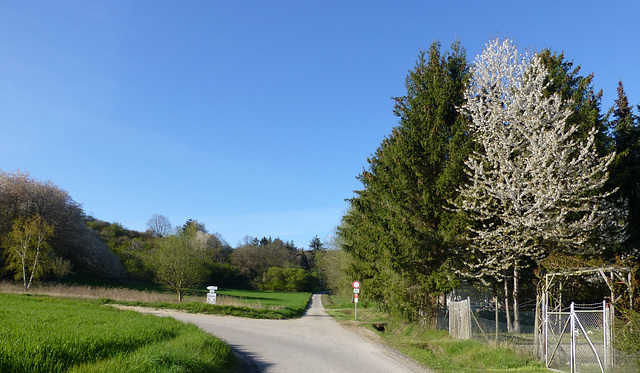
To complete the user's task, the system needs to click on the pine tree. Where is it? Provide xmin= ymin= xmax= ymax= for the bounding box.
xmin=609 ymin=82 xmax=640 ymax=259
xmin=340 ymin=41 xmax=471 ymax=322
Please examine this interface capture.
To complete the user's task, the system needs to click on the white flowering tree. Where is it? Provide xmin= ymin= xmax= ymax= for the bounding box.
xmin=456 ymin=39 xmax=624 ymax=332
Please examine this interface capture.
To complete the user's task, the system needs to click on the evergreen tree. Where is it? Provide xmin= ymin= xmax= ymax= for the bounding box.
xmin=339 ymin=41 xmax=471 ymax=322
xmin=609 ymin=81 xmax=640 ymax=259
xmin=538 ymin=50 xmax=611 ymax=155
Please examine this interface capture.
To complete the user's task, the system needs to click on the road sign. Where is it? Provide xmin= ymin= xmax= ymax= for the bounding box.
xmin=352 ymin=281 xmax=361 ymax=320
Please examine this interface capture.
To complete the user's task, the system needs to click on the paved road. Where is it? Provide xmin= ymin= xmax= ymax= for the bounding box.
xmin=140 ymin=294 xmax=428 ymax=373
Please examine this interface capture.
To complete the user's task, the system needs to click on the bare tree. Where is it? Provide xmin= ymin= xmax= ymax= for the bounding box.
xmin=455 ymin=38 xmax=624 ymax=332
xmin=146 ymin=213 xmax=172 ymax=238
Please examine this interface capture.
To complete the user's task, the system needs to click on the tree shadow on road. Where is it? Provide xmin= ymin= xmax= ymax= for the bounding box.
xmin=229 ymin=343 xmax=273 ymax=373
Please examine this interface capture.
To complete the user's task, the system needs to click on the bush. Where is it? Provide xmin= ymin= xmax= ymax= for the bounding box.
xmin=261 ymin=267 xmax=315 ymax=292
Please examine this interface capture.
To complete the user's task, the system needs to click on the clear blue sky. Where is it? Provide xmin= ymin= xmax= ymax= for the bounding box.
xmin=1 ymin=1 xmax=638 ymax=247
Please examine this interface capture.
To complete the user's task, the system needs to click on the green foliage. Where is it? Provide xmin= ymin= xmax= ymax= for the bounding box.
xmin=229 ymin=237 xmax=301 ymax=287
xmin=539 ymin=49 xmax=610 ymax=155
xmin=315 ymin=247 xmax=354 ymax=296
xmin=3 ymin=214 xmax=54 ymax=290
xmin=607 ymin=82 xmax=640 ymax=259
xmin=146 ymin=227 xmax=209 ymax=302
xmin=0 ymin=170 xmax=125 ymax=280
xmin=615 ymin=310 xmax=640 ymax=369
xmin=339 ymin=41 xmax=471 ymax=322
xmin=0 ymin=293 xmax=235 ymax=373
xmin=261 ymin=267 xmax=315 ymax=292
xmin=86 ymin=218 xmax=156 ymax=281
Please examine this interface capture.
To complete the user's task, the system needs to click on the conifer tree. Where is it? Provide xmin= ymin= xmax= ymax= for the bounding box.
xmin=609 ymin=82 xmax=640 ymax=259
xmin=340 ymin=41 xmax=471 ymax=322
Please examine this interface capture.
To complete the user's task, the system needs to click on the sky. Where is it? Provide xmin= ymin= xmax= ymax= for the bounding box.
xmin=1 ymin=1 xmax=639 ymax=248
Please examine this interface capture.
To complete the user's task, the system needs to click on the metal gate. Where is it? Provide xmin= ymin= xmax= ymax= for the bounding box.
xmin=544 ymin=301 xmax=614 ymax=373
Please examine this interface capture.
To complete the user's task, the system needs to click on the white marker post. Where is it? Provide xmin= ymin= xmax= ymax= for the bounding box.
xmin=352 ymin=281 xmax=361 ymax=320
xmin=206 ymin=286 xmax=218 ymax=305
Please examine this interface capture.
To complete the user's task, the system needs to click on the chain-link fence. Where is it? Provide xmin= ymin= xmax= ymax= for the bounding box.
xmin=545 ymin=302 xmax=611 ymax=373
xmin=438 ymin=298 xmax=639 ymax=372
xmin=438 ymin=297 xmax=537 ymax=356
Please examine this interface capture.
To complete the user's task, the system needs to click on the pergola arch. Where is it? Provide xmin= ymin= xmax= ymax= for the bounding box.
xmin=541 ymin=265 xmax=634 ymax=311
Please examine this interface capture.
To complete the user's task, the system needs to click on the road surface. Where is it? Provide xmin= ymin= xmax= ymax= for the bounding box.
xmin=136 ymin=294 xmax=428 ymax=372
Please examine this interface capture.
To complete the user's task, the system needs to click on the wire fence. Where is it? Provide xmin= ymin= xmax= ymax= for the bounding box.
xmin=438 ymin=298 xmax=640 ymax=372
xmin=438 ymin=298 xmax=537 ymax=354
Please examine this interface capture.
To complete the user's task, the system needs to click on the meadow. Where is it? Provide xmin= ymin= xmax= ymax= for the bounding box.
xmin=0 ymin=292 xmax=236 ymax=373
xmin=0 ymin=281 xmax=312 ymax=319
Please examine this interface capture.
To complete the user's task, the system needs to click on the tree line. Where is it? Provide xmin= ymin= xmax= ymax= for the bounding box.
xmin=334 ymin=38 xmax=639 ymax=326
xmin=0 ymin=170 xmax=327 ymax=300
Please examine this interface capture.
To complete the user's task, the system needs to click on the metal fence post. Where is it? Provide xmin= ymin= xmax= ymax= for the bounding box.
xmin=570 ymin=302 xmax=576 ymax=373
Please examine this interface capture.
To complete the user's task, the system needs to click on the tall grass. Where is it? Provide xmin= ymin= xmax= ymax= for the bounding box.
xmin=0 ymin=293 xmax=235 ymax=373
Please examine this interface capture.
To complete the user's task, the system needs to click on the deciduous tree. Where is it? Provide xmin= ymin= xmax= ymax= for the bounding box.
xmin=0 ymin=170 xmax=125 ymax=280
xmin=455 ymin=38 xmax=624 ymax=331
xmin=3 ymin=214 xmax=53 ymax=291
xmin=147 ymin=226 xmax=208 ymax=302
xmin=146 ymin=214 xmax=172 ymax=238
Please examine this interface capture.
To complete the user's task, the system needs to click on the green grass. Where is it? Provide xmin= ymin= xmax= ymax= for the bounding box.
xmin=216 ymin=288 xmax=311 ymax=308
xmin=322 ymin=294 xmax=549 ymax=373
xmin=105 ymin=288 xmax=312 ymax=319
xmin=0 ymin=293 xmax=236 ymax=373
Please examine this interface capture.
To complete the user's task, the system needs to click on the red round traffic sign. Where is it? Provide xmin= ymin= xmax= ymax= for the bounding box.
xmin=352 ymin=281 xmax=361 ymax=289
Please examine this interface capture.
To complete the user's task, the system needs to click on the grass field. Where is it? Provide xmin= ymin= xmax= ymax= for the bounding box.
xmin=105 ymin=288 xmax=312 ymax=319
xmin=0 ymin=281 xmax=312 ymax=319
xmin=0 ymin=292 xmax=236 ymax=373
xmin=322 ymin=294 xmax=549 ymax=373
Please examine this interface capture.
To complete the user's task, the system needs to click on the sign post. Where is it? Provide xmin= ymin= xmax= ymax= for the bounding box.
xmin=206 ymin=286 xmax=218 ymax=305
xmin=352 ymin=281 xmax=361 ymax=321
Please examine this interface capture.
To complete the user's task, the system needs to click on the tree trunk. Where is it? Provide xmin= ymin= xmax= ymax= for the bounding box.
xmin=21 ymin=254 xmax=28 ymax=292
xmin=26 ymin=244 xmax=42 ymax=292
xmin=504 ymin=276 xmax=512 ymax=332
xmin=495 ymin=295 xmax=499 ymax=345
xmin=513 ymin=262 xmax=520 ymax=334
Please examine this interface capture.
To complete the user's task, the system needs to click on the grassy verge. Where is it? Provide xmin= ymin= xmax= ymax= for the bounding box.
xmin=322 ymin=294 xmax=548 ymax=373
xmin=0 ymin=292 xmax=235 ymax=373
xmin=103 ymin=288 xmax=312 ymax=319
xmin=101 ymin=293 xmax=311 ymax=319
xmin=0 ymin=281 xmax=312 ymax=319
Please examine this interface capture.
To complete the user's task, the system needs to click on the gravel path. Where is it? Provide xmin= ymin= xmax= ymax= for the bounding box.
xmin=130 ymin=294 xmax=429 ymax=373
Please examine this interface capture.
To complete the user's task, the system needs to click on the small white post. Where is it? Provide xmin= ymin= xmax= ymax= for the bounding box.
xmin=206 ymin=286 xmax=218 ymax=305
